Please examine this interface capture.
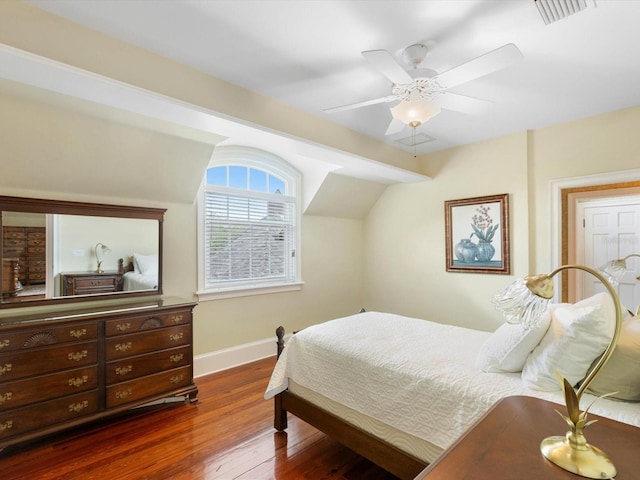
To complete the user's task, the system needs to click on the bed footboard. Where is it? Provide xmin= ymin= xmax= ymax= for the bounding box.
xmin=271 ymin=326 xmax=427 ymax=480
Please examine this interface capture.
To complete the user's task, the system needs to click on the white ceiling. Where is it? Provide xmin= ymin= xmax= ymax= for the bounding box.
xmin=23 ymin=0 xmax=640 ymax=156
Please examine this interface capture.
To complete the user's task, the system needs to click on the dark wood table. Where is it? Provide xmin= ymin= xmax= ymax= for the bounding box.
xmin=415 ymin=395 xmax=639 ymax=479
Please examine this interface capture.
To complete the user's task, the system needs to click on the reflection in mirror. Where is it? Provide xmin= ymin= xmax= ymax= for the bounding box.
xmin=1 ymin=196 xmax=165 ymax=308
xmin=55 ymin=215 xmax=159 ymax=297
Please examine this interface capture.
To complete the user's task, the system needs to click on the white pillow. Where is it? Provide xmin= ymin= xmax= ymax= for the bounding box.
xmin=475 ymin=310 xmax=551 ymax=373
xmin=521 ymin=292 xmax=615 ymax=392
xmin=133 ymin=253 xmax=158 ymax=276
xmin=587 ymin=315 xmax=640 ymax=401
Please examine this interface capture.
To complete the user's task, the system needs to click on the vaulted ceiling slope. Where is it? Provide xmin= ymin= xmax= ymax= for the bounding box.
xmin=22 ymin=0 xmax=640 ymax=156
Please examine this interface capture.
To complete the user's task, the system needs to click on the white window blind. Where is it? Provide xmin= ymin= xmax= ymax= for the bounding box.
xmin=204 ymin=190 xmax=296 ymax=288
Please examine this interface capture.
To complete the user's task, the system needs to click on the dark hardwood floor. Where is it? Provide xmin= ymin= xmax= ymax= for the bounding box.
xmin=0 ymin=357 xmax=398 ymax=479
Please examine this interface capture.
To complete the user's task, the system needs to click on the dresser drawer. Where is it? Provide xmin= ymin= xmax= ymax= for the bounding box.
xmin=26 ymin=229 xmax=46 ymax=241
xmin=105 ymin=309 xmax=192 ymax=336
xmin=0 ymin=322 xmax=98 ymax=353
xmin=71 ymin=276 xmax=118 ymax=294
xmin=27 ymin=246 xmax=45 ymax=257
xmin=105 ymin=325 xmax=190 ymax=360
xmin=106 ymin=346 xmax=191 ymax=384
xmin=106 ymin=366 xmax=191 ymax=408
xmin=28 ymin=260 xmax=46 ymax=274
xmin=0 ymin=391 xmax=98 ymax=440
xmin=0 ymin=366 xmax=98 ymax=411
xmin=0 ymin=342 xmax=97 ymax=382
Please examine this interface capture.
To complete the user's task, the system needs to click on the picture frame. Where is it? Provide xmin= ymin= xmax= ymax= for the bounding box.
xmin=445 ymin=193 xmax=510 ymax=274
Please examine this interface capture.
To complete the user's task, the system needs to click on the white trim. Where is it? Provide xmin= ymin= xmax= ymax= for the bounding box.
xmin=193 ymin=334 xmax=291 ymax=378
xmin=196 ymin=281 xmax=303 ymax=301
xmin=549 ymin=167 xmax=640 ymax=302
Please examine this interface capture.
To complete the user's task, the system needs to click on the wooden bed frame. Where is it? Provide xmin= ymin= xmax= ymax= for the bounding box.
xmin=273 ymin=326 xmax=428 ymax=480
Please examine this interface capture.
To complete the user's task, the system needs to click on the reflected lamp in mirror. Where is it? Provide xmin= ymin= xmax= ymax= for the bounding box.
xmin=598 ymin=253 xmax=640 ymax=287
xmin=492 ymin=264 xmax=623 ymax=480
xmin=95 ymin=243 xmax=112 ymax=273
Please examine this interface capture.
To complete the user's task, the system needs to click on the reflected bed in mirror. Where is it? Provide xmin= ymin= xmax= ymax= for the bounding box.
xmin=0 ymin=196 xmax=165 ymax=308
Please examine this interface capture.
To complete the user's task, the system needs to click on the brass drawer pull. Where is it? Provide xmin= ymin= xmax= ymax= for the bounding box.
xmin=116 ymin=323 xmax=131 ymax=332
xmin=0 ymin=392 xmax=13 ymax=405
xmin=170 ymin=314 xmax=183 ymax=323
xmin=0 ymin=420 xmax=12 ymax=432
xmin=0 ymin=339 xmax=9 ymax=350
xmin=68 ymin=350 xmax=88 ymax=362
xmin=169 ymin=333 xmax=184 ymax=342
xmin=68 ymin=400 xmax=89 ymax=413
xmin=115 ymin=342 xmax=132 ymax=352
xmin=116 ymin=389 xmax=132 ymax=400
xmin=169 ymin=354 xmax=184 ymax=363
xmin=68 ymin=375 xmax=89 ymax=387
xmin=115 ymin=365 xmax=133 ymax=376
xmin=0 ymin=364 xmax=13 ymax=376
xmin=69 ymin=329 xmax=87 ymax=339
xmin=170 ymin=374 xmax=184 ymax=384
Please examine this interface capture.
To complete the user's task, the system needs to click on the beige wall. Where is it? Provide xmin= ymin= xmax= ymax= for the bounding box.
xmin=363 ymin=107 xmax=640 ymax=332
xmin=192 ymin=215 xmax=364 ymax=353
xmin=363 ymin=132 xmax=529 ymax=332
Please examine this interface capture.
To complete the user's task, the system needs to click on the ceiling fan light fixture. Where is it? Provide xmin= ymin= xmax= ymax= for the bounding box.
xmin=391 ymin=99 xmax=441 ymax=128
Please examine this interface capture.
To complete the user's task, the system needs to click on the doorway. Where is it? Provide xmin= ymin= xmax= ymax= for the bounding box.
xmin=573 ymin=195 xmax=640 ymax=312
xmin=560 ymin=180 xmax=640 ymax=312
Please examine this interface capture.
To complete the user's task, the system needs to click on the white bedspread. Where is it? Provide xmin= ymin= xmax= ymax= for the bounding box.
xmin=265 ymin=311 xmax=640 ymax=450
xmin=122 ymin=271 xmax=157 ymax=291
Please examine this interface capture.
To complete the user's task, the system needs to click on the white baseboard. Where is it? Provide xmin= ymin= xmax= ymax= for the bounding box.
xmin=193 ymin=334 xmax=290 ymax=378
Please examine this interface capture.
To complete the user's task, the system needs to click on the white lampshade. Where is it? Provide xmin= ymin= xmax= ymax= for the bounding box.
xmin=390 ymin=98 xmax=441 ymax=127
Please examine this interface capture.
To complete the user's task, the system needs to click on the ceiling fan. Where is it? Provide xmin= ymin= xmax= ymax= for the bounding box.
xmin=325 ymin=42 xmax=523 ymax=136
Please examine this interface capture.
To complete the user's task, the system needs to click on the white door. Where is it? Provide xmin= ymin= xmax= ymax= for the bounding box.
xmin=576 ymin=197 xmax=640 ymax=314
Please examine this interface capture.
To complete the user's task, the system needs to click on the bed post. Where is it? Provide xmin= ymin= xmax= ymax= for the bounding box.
xmin=274 ymin=326 xmax=287 ymax=431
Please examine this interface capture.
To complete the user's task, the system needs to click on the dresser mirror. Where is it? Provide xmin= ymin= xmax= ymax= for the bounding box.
xmin=0 ymin=196 xmax=165 ymax=308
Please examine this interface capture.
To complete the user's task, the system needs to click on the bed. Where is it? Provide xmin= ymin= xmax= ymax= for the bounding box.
xmin=119 ymin=253 xmax=158 ymax=291
xmin=265 ymin=304 xmax=640 ymax=479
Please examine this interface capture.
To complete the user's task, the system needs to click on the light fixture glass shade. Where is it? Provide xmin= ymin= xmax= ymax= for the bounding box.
xmin=492 ymin=277 xmax=551 ymax=329
xmin=390 ymin=99 xmax=441 ymax=127
xmin=597 ymin=259 xmax=627 ymax=287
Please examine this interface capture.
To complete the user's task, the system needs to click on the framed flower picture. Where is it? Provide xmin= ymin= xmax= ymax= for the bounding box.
xmin=445 ymin=193 xmax=510 ymax=274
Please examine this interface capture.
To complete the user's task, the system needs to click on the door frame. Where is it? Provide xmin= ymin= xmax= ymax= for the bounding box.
xmin=550 ymin=168 xmax=640 ymax=302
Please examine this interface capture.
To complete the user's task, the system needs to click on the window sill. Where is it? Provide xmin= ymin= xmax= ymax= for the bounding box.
xmin=196 ymin=282 xmax=303 ymax=301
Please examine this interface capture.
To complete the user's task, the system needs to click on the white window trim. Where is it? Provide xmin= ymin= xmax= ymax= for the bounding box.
xmin=196 ymin=146 xmax=302 ymax=301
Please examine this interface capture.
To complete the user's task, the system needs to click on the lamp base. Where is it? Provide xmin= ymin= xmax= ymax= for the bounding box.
xmin=540 ymin=435 xmax=616 ymax=479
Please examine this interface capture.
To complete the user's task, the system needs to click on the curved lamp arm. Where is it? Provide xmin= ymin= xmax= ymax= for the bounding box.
xmin=544 ymin=265 xmax=622 ymax=400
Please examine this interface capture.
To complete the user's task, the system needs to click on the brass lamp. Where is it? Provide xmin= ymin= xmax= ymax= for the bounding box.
xmin=599 ymin=253 xmax=640 ymax=315
xmin=493 ymin=265 xmax=622 ymax=479
xmin=94 ymin=243 xmax=112 ymax=273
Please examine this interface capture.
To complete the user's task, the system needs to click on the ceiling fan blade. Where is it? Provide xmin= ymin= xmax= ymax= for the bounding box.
xmin=433 ymin=43 xmax=523 ymax=90
xmin=436 ymin=92 xmax=493 ymax=115
xmin=362 ymin=49 xmax=413 ymax=85
xmin=324 ymin=95 xmax=397 ymax=113
xmin=385 ymin=118 xmax=406 ymax=136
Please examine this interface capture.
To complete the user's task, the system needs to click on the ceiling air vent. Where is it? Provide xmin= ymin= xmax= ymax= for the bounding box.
xmin=396 ymin=133 xmax=435 ymax=147
xmin=534 ymin=0 xmax=591 ymax=25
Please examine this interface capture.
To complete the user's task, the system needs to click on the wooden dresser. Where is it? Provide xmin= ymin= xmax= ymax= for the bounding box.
xmin=2 ymin=226 xmax=46 ymax=286
xmin=61 ymin=272 xmax=123 ymax=296
xmin=0 ymin=297 xmax=197 ymax=450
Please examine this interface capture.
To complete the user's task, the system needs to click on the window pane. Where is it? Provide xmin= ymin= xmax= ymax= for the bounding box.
xmin=229 ymin=166 xmax=248 ymax=189
xmin=269 ymin=175 xmax=285 ymax=194
xmin=249 ymin=168 xmax=267 ymax=192
xmin=207 ymin=166 xmax=227 ymax=186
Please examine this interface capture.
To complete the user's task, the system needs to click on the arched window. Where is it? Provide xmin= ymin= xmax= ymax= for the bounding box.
xmin=197 ymin=147 xmax=301 ymax=299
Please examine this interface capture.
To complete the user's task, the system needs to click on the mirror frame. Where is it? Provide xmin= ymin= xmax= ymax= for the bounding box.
xmin=0 ymin=195 xmax=165 ymax=309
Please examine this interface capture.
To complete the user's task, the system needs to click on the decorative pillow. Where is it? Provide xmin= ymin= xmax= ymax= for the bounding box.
xmin=475 ymin=309 xmax=552 ymax=373
xmin=521 ymin=292 xmax=616 ymax=392
xmin=587 ymin=315 xmax=640 ymax=401
xmin=133 ymin=253 xmax=158 ymax=276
